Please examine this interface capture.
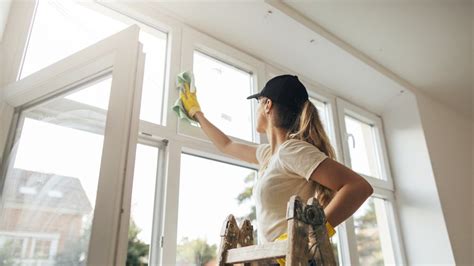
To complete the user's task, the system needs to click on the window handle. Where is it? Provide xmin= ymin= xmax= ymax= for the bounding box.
xmin=347 ymin=133 xmax=355 ymax=149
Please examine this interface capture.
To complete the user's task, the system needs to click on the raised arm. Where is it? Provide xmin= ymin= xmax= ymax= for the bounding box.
xmin=177 ymin=72 xmax=258 ymax=164
xmin=194 ymin=111 xmax=258 ymax=165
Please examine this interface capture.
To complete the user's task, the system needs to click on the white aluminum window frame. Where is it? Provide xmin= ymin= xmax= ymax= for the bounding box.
xmin=179 ymin=25 xmax=266 ymax=145
xmin=336 ymin=97 xmax=407 ymax=265
xmin=86 ymin=5 xmax=262 ymax=265
xmin=0 ymin=25 xmax=145 ymax=266
xmin=336 ymin=97 xmax=394 ymax=191
xmin=130 ymin=137 xmax=168 ymax=265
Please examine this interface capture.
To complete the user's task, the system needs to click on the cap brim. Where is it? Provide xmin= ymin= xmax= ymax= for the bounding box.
xmin=246 ymin=93 xmax=261 ymax=100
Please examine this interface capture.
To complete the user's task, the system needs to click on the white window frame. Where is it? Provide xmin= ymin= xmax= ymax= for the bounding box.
xmin=0 ymin=25 xmax=145 ymax=266
xmin=85 ymin=5 xmax=262 ymax=265
xmin=336 ymin=97 xmax=394 ymax=191
xmin=125 ymin=137 xmax=168 ymax=265
xmin=178 ymin=25 xmax=266 ymax=145
xmin=336 ymin=97 xmax=407 ymax=265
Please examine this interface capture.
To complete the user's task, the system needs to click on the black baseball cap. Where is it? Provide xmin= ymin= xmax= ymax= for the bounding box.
xmin=246 ymin=74 xmax=308 ymax=111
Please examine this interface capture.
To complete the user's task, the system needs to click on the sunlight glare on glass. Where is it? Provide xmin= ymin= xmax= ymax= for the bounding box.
xmin=20 ymin=0 xmax=127 ymax=79
xmin=14 ymin=117 xmax=104 ymax=206
xmin=176 ymin=154 xmax=256 ymax=265
xmin=138 ymin=30 xmax=167 ymax=124
xmin=193 ymin=51 xmax=253 ymax=142
xmin=22 ymin=0 xmax=169 ymax=125
xmin=345 ymin=115 xmax=380 ymax=178
xmin=353 ymin=197 xmax=395 ymax=265
xmin=65 ymin=77 xmax=111 ymax=110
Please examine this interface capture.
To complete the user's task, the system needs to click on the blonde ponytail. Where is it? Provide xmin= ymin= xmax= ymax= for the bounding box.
xmin=274 ymin=100 xmax=336 ymax=208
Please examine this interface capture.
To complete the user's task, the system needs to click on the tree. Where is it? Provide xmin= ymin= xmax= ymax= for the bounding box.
xmin=353 ymin=200 xmax=383 ymax=265
xmin=0 ymin=240 xmax=15 ymax=266
xmin=235 ymin=172 xmax=257 ymax=241
xmin=176 ymin=238 xmax=217 ymax=266
xmin=127 ymin=219 xmax=149 ymax=266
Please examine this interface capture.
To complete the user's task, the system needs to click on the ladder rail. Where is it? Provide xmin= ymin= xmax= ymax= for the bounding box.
xmin=226 ymin=241 xmax=287 ymax=264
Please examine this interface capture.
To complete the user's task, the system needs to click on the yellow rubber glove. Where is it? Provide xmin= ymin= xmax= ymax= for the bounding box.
xmin=178 ymin=72 xmax=201 ymax=118
xmin=274 ymin=222 xmax=336 ymax=266
xmin=326 ymin=221 xmax=336 ymax=237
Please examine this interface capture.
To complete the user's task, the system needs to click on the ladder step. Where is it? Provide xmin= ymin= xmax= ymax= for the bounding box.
xmin=225 ymin=240 xmax=287 ymax=264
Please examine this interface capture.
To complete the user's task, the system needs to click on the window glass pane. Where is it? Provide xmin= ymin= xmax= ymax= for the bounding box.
xmin=65 ymin=77 xmax=111 ymax=110
xmin=22 ymin=0 xmax=167 ymax=124
xmin=127 ymin=144 xmax=159 ymax=265
xmin=344 ymin=115 xmax=381 ymax=178
xmin=0 ymin=76 xmax=112 ymax=265
xmin=354 ymin=197 xmax=396 ymax=265
xmin=139 ymin=30 xmax=167 ymax=124
xmin=331 ymin=233 xmax=341 ymax=265
xmin=176 ymin=154 xmax=256 ymax=265
xmin=21 ymin=0 xmax=127 ymax=79
xmin=193 ymin=51 xmax=254 ymax=142
xmin=34 ymin=240 xmax=52 ymax=259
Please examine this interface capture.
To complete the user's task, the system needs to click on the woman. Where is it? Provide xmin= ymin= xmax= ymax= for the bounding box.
xmin=180 ymin=73 xmax=373 ymax=262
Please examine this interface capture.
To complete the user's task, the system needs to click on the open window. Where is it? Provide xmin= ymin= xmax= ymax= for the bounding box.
xmin=0 ymin=26 xmax=145 ymax=265
xmin=20 ymin=0 xmax=168 ymax=125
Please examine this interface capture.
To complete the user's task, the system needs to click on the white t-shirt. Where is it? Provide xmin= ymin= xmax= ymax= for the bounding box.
xmin=252 ymin=139 xmax=328 ymax=244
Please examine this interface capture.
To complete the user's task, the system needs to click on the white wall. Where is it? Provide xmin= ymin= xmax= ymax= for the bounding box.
xmin=382 ymin=92 xmax=456 ymax=265
xmin=416 ymin=94 xmax=473 ymax=265
xmin=0 ymin=0 xmax=12 ymax=43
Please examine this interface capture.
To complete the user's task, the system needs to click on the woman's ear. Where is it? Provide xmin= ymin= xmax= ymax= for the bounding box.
xmin=265 ymin=99 xmax=272 ymax=114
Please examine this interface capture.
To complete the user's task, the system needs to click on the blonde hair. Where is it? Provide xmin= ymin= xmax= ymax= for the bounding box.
xmin=273 ymin=100 xmax=336 ymax=208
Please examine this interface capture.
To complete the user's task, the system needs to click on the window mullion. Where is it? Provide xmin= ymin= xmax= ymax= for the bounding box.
xmin=340 ymin=217 xmax=361 ymax=265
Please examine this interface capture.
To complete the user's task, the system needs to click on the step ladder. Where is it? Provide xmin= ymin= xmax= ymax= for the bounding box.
xmin=217 ymin=195 xmax=337 ymax=265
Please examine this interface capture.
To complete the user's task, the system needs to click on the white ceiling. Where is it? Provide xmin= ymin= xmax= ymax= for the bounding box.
xmin=283 ymin=0 xmax=473 ymax=119
xmin=149 ymin=0 xmax=472 ymax=119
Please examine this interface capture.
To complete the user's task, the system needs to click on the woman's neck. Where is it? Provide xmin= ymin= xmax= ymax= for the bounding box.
xmin=266 ymin=127 xmax=289 ymax=155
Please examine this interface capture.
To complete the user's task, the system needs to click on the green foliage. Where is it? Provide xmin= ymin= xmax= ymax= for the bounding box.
xmin=127 ymin=219 xmax=149 ymax=266
xmin=354 ymin=200 xmax=377 ymax=229
xmin=331 ymin=242 xmax=339 ymax=265
xmin=236 ymin=186 xmax=252 ymax=204
xmin=354 ymin=199 xmax=383 ymax=266
xmin=176 ymin=238 xmax=217 ymax=265
xmin=235 ymin=172 xmax=258 ymax=241
xmin=0 ymin=240 xmax=15 ymax=266
xmin=236 ymin=172 xmax=257 ymax=223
